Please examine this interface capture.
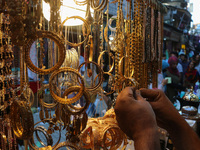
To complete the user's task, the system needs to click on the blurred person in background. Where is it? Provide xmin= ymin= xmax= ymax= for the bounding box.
xmin=170 ymin=51 xmax=183 ymax=84
xmin=179 ymin=52 xmax=189 ymax=85
xmin=194 ymin=54 xmax=200 ymax=74
xmin=179 ymin=53 xmax=189 ymax=77
xmin=165 ymin=56 xmax=181 ymax=103
xmin=184 ymin=60 xmax=199 ymax=89
xmin=162 ymin=54 xmax=169 ymax=78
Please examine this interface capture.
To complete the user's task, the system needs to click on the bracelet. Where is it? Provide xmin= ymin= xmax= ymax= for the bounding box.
xmin=62 ymin=86 xmax=90 ymax=115
xmin=10 ymin=100 xmax=34 ymax=140
xmin=49 ymin=67 xmax=85 ymax=104
xmin=38 ymin=84 xmax=58 ymax=109
xmin=29 ymin=119 xmax=61 ymax=149
xmin=60 ymin=16 xmax=90 ymax=47
xmin=108 ymin=16 xmax=117 ymax=32
xmin=117 ymin=77 xmax=139 ymax=92
xmin=119 ymin=56 xmax=135 ymax=78
xmin=30 ymin=126 xmax=53 ymax=148
xmin=91 ymin=0 xmax=108 ymax=11
xmin=24 ymin=30 xmax=66 ymax=75
xmin=102 ymin=126 xmax=116 ymax=149
xmin=98 ymin=50 xmax=114 ymax=73
xmin=78 ymin=61 xmax=103 ymax=91
xmin=35 ymin=126 xmax=53 ymax=147
xmin=94 ymin=72 xmax=115 ymax=95
xmin=73 ymin=0 xmax=88 ymax=6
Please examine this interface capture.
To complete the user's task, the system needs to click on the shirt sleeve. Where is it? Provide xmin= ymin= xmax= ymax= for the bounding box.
xmin=177 ymin=63 xmax=183 ymax=73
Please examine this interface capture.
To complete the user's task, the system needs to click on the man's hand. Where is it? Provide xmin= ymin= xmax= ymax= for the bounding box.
xmin=140 ymin=88 xmax=200 ymax=150
xmin=140 ymin=88 xmax=180 ymax=130
xmin=114 ymin=87 xmax=160 ymax=150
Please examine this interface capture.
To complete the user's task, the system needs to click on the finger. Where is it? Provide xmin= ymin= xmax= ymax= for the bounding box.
xmin=135 ymin=90 xmax=145 ymax=101
xmin=115 ymin=87 xmax=136 ymax=109
xmin=120 ymin=87 xmax=136 ymax=98
xmin=139 ymin=88 xmax=160 ymax=101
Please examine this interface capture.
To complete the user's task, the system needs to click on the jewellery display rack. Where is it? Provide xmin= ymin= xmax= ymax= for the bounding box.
xmin=0 ymin=0 xmax=167 ymax=149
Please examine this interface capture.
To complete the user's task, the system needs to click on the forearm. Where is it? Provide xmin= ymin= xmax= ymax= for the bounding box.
xmin=167 ymin=116 xmax=200 ymax=150
xmin=133 ymin=127 xmax=161 ymax=150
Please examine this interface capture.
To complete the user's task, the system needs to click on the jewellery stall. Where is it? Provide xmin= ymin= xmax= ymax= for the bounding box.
xmin=0 ymin=0 xmax=167 ymax=149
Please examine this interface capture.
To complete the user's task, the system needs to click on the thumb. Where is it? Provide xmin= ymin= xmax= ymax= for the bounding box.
xmin=139 ymin=88 xmax=160 ymax=101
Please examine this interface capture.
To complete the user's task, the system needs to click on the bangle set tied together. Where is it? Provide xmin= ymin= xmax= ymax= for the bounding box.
xmin=10 ymin=100 xmax=34 ymax=140
xmin=80 ymin=109 xmax=127 ymax=150
xmin=29 ymin=119 xmax=62 ymax=150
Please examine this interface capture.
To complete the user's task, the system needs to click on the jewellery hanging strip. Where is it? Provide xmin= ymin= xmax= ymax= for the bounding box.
xmin=126 ymin=0 xmax=132 ymax=78
xmin=130 ymin=0 xmax=135 ymax=79
xmin=158 ymin=11 xmax=162 ymax=70
xmin=114 ymin=0 xmax=121 ymax=92
xmin=131 ymin=0 xmax=145 ymax=88
xmin=49 ymin=0 xmax=61 ymax=33
xmin=160 ymin=13 xmax=164 ymax=71
xmin=139 ymin=1 xmax=145 ymax=88
xmin=0 ymin=12 xmax=17 ymax=150
xmin=131 ymin=0 xmax=138 ymax=84
xmin=99 ymin=12 xmax=104 ymax=54
xmin=142 ymin=2 xmax=148 ymax=88
xmin=154 ymin=9 xmax=158 ymax=62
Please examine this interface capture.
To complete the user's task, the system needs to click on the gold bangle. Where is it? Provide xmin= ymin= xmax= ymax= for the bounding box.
xmin=24 ymin=30 xmax=66 ymax=75
xmin=94 ymin=72 xmax=115 ymax=95
xmin=98 ymin=50 xmax=114 ymax=73
xmin=108 ymin=16 xmax=117 ymax=32
xmin=118 ymin=56 xmax=135 ymax=78
xmin=10 ymin=100 xmax=34 ymax=140
xmin=78 ymin=61 xmax=103 ymax=91
xmin=117 ymin=77 xmax=139 ymax=92
xmin=33 ymin=126 xmax=53 ymax=147
xmin=102 ymin=126 xmax=116 ymax=149
xmin=49 ymin=67 xmax=85 ymax=104
xmin=38 ymin=84 xmax=58 ymax=109
xmin=91 ymin=0 xmax=108 ymax=11
xmin=60 ymin=16 xmax=90 ymax=47
xmin=29 ymin=118 xmax=61 ymax=150
xmin=62 ymin=86 xmax=90 ymax=115
xmin=102 ymin=124 xmax=124 ymax=149
xmin=73 ymin=0 xmax=87 ymax=6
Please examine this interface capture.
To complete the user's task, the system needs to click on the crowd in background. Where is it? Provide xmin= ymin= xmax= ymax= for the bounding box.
xmin=161 ymin=50 xmax=200 ymax=103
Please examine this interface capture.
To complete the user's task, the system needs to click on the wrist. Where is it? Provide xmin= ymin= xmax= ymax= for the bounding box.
xmin=133 ymin=127 xmax=160 ymax=150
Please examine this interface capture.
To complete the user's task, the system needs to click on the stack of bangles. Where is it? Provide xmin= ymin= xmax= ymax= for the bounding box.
xmin=29 ymin=119 xmax=61 ymax=149
xmin=49 ymin=67 xmax=85 ymax=105
xmin=34 ymin=126 xmax=53 ymax=147
xmin=79 ymin=109 xmax=127 ymax=150
xmin=78 ymin=61 xmax=104 ymax=92
xmin=10 ymin=100 xmax=34 ymax=140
